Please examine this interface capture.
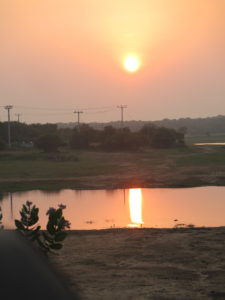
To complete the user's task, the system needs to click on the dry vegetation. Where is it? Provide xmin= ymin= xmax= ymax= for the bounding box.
xmin=1 ymin=145 xmax=225 ymax=191
xmin=53 ymin=228 xmax=225 ymax=300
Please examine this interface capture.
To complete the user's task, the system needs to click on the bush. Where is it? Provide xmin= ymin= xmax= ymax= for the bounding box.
xmin=0 ymin=139 xmax=5 ymax=151
xmin=13 ymin=201 xmax=70 ymax=255
xmin=0 ymin=207 xmax=3 ymax=230
xmin=35 ymin=133 xmax=63 ymax=152
xmin=102 ymin=127 xmax=142 ymax=151
xmin=152 ymin=127 xmax=177 ymax=148
xmin=70 ymin=124 xmax=96 ymax=149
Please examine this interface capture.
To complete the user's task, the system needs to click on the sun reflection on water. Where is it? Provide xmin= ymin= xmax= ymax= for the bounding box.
xmin=128 ymin=188 xmax=144 ymax=228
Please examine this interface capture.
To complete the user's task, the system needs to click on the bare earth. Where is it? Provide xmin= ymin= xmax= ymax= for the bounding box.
xmin=52 ymin=228 xmax=225 ymax=300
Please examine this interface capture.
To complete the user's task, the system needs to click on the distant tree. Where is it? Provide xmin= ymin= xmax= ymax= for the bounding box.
xmin=102 ymin=127 xmax=141 ymax=151
xmin=70 ymin=124 xmax=96 ymax=149
xmin=102 ymin=125 xmax=116 ymax=137
xmin=0 ymin=122 xmax=58 ymax=147
xmin=178 ymin=126 xmax=188 ymax=135
xmin=175 ymin=131 xmax=185 ymax=146
xmin=58 ymin=127 xmax=73 ymax=146
xmin=35 ymin=133 xmax=63 ymax=152
xmin=0 ymin=139 xmax=5 ymax=151
xmin=152 ymin=127 xmax=177 ymax=148
xmin=139 ymin=124 xmax=157 ymax=146
xmin=0 ymin=122 xmax=8 ymax=143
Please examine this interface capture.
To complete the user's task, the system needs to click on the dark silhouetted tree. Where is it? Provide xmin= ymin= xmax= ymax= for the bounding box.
xmin=70 ymin=124 xmax=96 ymax=149
xmin=151 ymin=127 xmax=177 ymax=148
xmin=0 ymin=139 xmax=5 ymax=151
xmin=35 ymin=133 xmax=63 ymax=152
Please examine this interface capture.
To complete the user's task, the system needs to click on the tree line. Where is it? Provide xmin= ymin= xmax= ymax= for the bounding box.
xmin=0 ymin=122 xmax=185 ymax=152
xmin=58 ymin=114 xmax=225 ymax=136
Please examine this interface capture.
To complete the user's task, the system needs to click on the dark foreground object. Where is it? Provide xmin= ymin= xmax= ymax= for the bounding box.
xmin=0 ymin=231 xmax=80 ymax=300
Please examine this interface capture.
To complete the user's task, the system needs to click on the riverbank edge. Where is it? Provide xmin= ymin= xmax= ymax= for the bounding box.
xmin=66 ymin=226 xmax=225 ymax=234
xmin=1 ymin=175 xmax=225 ymax=192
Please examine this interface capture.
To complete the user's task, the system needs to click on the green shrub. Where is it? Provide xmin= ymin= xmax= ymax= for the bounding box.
xmin=15 ymin=201 xmax=41 ymax=242
xmin=14 ymin=201 xmax=70 ymax=255
xmin=0 ymin=206 xmax=3 ymax=230
xmin=39 ymin=204 xmax=70 ymax=254
xmin=0 ymin=139 xmax=5 ymax=151
xmin=35 ymin=133 xmax=63 ymax=152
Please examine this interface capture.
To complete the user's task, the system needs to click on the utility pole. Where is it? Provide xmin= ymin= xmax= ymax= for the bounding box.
xmin=15 ymin=113 xmax=22 ymax=122
xmin=117 ymin=105 xmax=127 ymax=128
xmin=4 ymin=105 xmax=13 ymax=148
xmin=73 ymin=110 xmax=83 ymax=129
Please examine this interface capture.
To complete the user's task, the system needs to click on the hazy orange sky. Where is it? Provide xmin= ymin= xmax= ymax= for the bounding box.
xmin=0 ymin=0 xmax=225 ymax=123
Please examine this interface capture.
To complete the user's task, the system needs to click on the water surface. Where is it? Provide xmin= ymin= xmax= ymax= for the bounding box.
xmin=1 ymin=187 xmax=225 ymax=229
xmin=194 ymin=142 xmax=225 ymax=146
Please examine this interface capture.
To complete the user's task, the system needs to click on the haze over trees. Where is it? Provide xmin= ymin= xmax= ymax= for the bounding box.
xmin=0 ymin=121 xmax=185 ymax=152
xmin=3 ymin=114 xmax=225 ymax=152
xmin=58 ymin=115 xmax=225 ymax=137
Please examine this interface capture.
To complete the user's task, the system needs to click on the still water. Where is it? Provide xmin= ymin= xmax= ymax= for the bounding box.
xmin=1 ymin=187 xmax=225 ymax=229
xmin=194 ymin=143 xmax=225 ymax=146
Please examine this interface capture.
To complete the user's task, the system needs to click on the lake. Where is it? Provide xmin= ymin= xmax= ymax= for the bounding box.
xmin=194 ymin=142 xmax=225 ymax=146
xmin=1 ymin=187 xmax=225 ymax=229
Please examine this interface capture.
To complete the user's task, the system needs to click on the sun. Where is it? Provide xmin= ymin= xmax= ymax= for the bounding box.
xmin=124 ymin=55 xmax=140 ymax=72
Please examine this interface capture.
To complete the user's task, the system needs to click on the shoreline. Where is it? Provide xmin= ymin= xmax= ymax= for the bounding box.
xmin=66 ymin=226 xmax=225 ymax=233
xmin=1 ymin=175 xmax=225 ymax=192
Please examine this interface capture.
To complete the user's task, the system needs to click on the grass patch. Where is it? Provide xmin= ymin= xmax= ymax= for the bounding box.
xmin=0 ymin=151 xmax=79 ymax=162
xmin=0 ymin=151 xmax=123 ymax=179
xmin=176 ymin=150 xmax=225 ymax=166
xmin=1 ymin=147 xmax=225 ymax=191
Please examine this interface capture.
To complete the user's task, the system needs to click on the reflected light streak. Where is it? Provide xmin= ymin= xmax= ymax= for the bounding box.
xmin=128 ymin=188 xmax=144 ymax=228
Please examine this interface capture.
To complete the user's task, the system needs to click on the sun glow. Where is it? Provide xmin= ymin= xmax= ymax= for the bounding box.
xmin=124 ymin=56 xmax=140 ymax=72
xmin=128 ymin=188 xmax=144 ymax=228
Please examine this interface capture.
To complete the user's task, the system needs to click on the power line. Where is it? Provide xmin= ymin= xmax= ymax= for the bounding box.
xmin=126 ymin=111 xmax=137 ymax=121
xmin=20 ymin=108 xmax=115 ymax=116
xmin=85 ymin=108 xmax=115 ymax=115
xmin=81 ymin=106 xmax=116 ymax=111
xmin=14 ymin=105 xmax=115 ymax=111
xmin=73 ymin=110 xmax=83 ymax=129
xmin=15 ymin=105 xmax=72 ymax=111
xmin=4 ymin=105 xmax=13 ymax=148
xmin=15 ymin=113 xmax=22 ymax=122
xmin=1 ymin=104 xmax=121 ymax=123
xmin=117 ymin=105 xmax=127 ymax=128
xmin=21 ymin=112 xmax=72 ymax=116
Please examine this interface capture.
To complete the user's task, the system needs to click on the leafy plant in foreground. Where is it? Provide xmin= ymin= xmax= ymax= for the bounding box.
xmin=0 ymin=206 xmax=3 ymax=230
xmin=39 ymin=204 xmax=71 ymax=254
xmin=15 ymin=202 xmax=70 ymax=255
xmin=15 ymin=201 xmax=40 ymax=241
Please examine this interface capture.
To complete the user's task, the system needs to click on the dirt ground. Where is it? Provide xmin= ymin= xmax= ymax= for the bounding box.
xmin=52 ymin=228 xmax=225 ymax=300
